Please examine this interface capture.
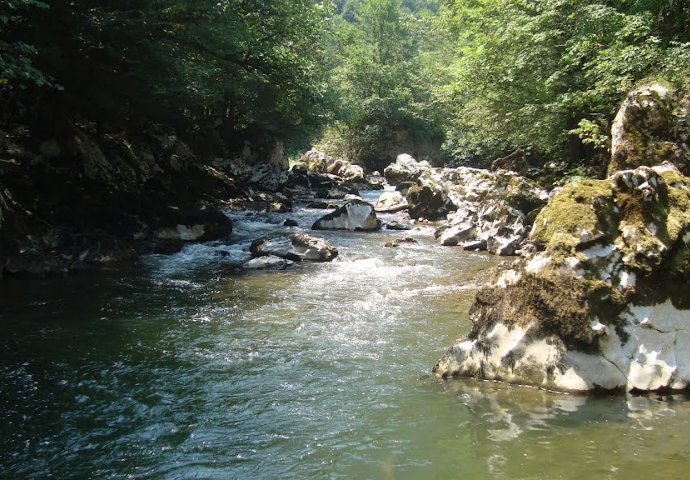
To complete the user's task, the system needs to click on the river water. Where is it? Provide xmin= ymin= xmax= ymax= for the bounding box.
xmin=2 ymin=191 xmax=690 ymax=479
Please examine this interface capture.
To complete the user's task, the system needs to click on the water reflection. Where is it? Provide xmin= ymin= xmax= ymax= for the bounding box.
xmin=440 ymin=378 xmax=690 ymax=479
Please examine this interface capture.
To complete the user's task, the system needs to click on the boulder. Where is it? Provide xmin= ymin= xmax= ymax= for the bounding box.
xmin=434 ymin=163 xmax=690 ymax=393
xmin=609 ymin=82 xmax=690 ymax=176
xmin=243 ymin=255 xmax=294 ymax=270
xmin=374 ymin=190 xmax=408 ymax=213
xmin=154 ymin=206 xmax=233 ymax=244
xmin=312 ymin=200 xmax=381 ymax=231
xmin=250 ymin=233 xmax=338 ymax=262
xmin=439 ymin=223 xmax=475 ymax=247
xmin=383 ymin=154 xmax=431 ymax=185
xmin=295 ymin=150 xmax=365 ymax=182
xmin=406 ymin=173 xmax=451 ymax=220
xmin=249 ymin=163 xmax=289 ymax=191
xmin=385 ymin=220 xmax=413 ymax=231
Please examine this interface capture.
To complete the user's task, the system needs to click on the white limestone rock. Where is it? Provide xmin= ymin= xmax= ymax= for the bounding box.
xmin=435 ymin=163 xmax=690 ymax=394
xmin=383 ymin=153 xmax=431 ymax=185
xmin=243 ymin=255 xmax=294 ymax=270
xmin=312 ymin=200 xmax=381 ymax=231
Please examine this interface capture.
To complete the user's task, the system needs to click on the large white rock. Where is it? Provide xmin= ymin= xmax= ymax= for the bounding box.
xmin=383 ymin=153 xmax=431 ymax=185
xmin=250 ymin=233 xmax=338 ymax=262
xmin=312 ymin=200 xmax=381 ymax=231
xmin=434 ymin=163 xmax=690 ymax=394
xmin=435 ymin=300 xmax=690 ymax=393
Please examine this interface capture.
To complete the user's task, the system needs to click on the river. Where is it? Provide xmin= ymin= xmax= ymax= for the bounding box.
xmin=2 ymin=191 xmax=690 ymax=479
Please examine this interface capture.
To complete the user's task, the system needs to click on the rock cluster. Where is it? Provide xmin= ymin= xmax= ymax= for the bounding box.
xmin=434 ymin=162 xmax=690 ymax=393
xmin=381 ymin=153 xmax=548 ymax=255
xmin=1 ymin=124 xmax=237 ymax=276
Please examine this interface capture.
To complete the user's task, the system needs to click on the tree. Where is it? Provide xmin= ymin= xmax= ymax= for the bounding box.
xmin=0 ymin=0 xmax=50 ymax=87
xmin=437 ymin=0 xmax=690 ymax=167
xmin=3 ymin=0 xmax=334 ymax=152
xmin=320 ymin=0 xmax=444 ymax=170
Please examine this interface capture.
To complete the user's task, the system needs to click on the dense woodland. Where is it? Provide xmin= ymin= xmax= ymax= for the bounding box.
xmin=1 ymin=0 xmax=689 ymax=171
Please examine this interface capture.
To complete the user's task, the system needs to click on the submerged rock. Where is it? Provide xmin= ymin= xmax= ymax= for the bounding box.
xmin=250 ymin=233 xmax=338 ymax=262
xmin=243 ymin=255 xmax=294 ymax=270
xmin=312 ymin=200 xmax=381 ymax=231
xmin=434 ymin=163 xmax=690 ymax=393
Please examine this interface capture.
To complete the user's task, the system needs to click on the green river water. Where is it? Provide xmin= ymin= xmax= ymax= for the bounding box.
xmin=2 ymin=193 xmax=690 ymax=479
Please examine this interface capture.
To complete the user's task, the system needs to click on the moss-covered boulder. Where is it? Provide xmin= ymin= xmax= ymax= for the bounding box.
xmin=608 ymin=82 xmax=690 ymax=176
xmin=434 ymin=163 xmax=690 ymax=393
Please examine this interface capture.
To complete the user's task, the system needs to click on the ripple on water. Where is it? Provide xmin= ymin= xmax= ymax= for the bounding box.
xmin=5 ymin=195 xmax=690 ymax=479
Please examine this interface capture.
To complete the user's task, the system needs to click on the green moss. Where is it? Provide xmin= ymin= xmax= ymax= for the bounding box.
xmin=531 ymin=179 xmax=618 ymax=260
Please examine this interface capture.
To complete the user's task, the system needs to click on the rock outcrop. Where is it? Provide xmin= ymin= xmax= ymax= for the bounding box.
xmin=295 ymin=149 xmax=365 ymax=183
xmin=609 ymin=82 xmax=690 ymax=176
xmin=394 ymin=163 xmax=547 ymax=254
xmin=383 ymin=154 xmax=431 ymax=185
xmin=312 ymin=200 xmax=381 ymax=231
xmin=0 ymin=123 xmax=239 ymax=276
xmin=434 ymin=163 xmax=690 ymax=393
xmin=250 ymin=233 xmax=338 ymax=262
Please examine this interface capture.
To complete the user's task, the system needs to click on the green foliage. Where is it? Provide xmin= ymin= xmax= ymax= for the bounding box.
xmin=0 ymin=0 xmax=50 ymax=87
xmin=3 ymin=0 xmax=334 ymax=151
xmin=437 ymin=0 xmax=690 ymax=165
xmin=319 ymin=0 xmax=445 ymax=170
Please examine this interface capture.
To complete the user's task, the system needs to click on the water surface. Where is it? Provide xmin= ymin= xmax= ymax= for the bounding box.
xmin=2 ymin=193 xmax=690 ymax=479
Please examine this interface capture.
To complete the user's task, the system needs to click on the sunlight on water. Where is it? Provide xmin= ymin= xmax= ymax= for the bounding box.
xmin=2 ymin=193 xmax=690 ymax=479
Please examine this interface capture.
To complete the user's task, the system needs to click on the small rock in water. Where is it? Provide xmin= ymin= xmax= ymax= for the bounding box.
xmin=250 ymin=233 xmax=338 ymax=262
xmin=267 ymin=201 xmax=292 ymax=213
xmin=386 ymin=220 xmax=413 ymax=231
xmin=384 ymin=237 xmax=418 ymax=248
xmin=243 ymin=255 xmax=294 ymax=270
xmin=283 ymin=219 xmax=299 ymax=227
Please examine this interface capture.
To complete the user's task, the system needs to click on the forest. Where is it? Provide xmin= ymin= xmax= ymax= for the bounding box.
xmin=2 ymin=0 xmax=688 ymax=172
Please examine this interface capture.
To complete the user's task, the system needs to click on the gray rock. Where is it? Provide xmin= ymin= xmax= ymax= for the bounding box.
xmin=385 ymin=220 xmax=413 ymax=231
xmin=439 ymin=224 xmax=476 ymax=246
xmin=375 ymin=191 xmax=409 ymax=213
xmin=383 ymin=154 xmax=431 ymax=185
xmin=609 ymin=82 xmax=690 ymax=176
xmin=312 ymin=200 xmax=381 ymax=231
xmin=243 ymin=255 xmax=294 ymax=270
xmin=250 ymin=233 xmax=338 ymax=262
